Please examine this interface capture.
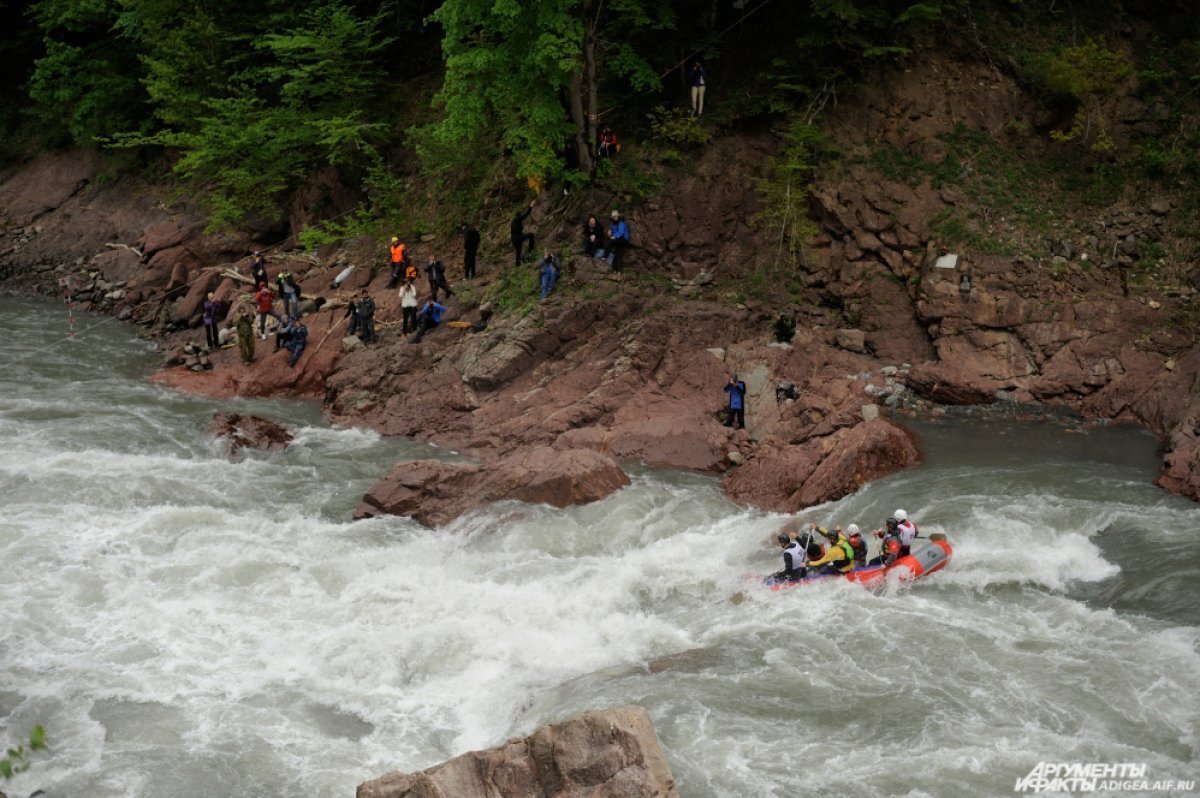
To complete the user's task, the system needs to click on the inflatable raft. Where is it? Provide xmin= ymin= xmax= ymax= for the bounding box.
xmin=767 ymin=534 xmax=953 ymax=591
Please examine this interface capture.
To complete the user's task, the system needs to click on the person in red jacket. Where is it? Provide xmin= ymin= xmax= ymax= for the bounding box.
xmin=254 ymin=284 xmax=278 ymax=340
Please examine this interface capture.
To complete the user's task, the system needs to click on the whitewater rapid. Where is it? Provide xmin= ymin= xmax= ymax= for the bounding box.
xmin=0 ymin=298 xmax=1196 ymax=797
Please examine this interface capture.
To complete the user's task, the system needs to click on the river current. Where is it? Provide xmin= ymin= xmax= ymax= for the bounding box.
xmin=1 ymin=298 xmax=1197 ymax=797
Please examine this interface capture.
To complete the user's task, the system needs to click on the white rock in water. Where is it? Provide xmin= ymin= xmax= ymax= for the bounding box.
xmin=727 ymin=450 xmax=744 ymax=465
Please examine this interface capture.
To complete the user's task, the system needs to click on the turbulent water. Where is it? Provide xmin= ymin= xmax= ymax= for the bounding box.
xmin=1 ymin=297 xmax=1197 ymax=798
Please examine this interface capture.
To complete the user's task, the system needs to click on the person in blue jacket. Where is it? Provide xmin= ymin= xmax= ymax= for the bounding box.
xmin=410 ymin=298 xmax=447 ymax=344
xmin=539 ymin=251 xmax=560 ymax=300
xmin=284 ymin=319 xmax=308 ymax=367
xmin=605 ymin=210 xmax=630 ymax=272
xmin=724 ymin=373 xmax=746 ymax=428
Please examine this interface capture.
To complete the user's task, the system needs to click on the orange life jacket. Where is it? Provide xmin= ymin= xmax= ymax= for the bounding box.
xmin=390 ymin=243 xmax=406 ymax=264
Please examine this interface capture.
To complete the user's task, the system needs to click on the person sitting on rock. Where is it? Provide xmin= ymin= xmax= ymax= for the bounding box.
xmin=767 ymin=532 xmax=806 ymax=584
xmin=285 ymin=319 xmax=308 ymax=368
xmin=274 ymin=315 xmax=296 ymax=352
xmin=805 ymin=526 xmax=856 ymax=575
xmin=597 ymin=125 xmax=620 ymax=158
xmin=410 ymin=297 xmax=447 ymax=344
xmin=583 ymin=215 xmax=605 ymax=258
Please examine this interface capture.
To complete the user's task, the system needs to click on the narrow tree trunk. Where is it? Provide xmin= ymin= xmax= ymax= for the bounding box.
xmin=568 ymin=71 xmax=593 ymax=175
xmin=584 ymin=1 xmax=599 ymax=168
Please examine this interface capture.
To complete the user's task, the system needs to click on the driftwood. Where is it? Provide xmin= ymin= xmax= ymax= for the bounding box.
xmin=104 ymin=242 xmax=144 ymax=259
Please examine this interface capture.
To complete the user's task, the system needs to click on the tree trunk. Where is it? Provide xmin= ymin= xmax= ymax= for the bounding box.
xmin=583 ymin=0 xmax=599 ymax=171
xmin=568 ymin=71 xmax=593 ymax=175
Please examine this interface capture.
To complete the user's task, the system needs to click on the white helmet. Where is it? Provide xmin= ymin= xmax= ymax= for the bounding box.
xmin=847 ymin=524 xmax=860 ymax=535
xmin=894 ymin=509 xmax=908 ymax=522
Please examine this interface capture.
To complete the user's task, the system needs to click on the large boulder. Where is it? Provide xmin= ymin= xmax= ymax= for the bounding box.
xmin=357 ymin=705 xmax=679 ymax=798
xmin=723 ymin=419 xmax=921 ymax=511
xmin=355 ymin=446 xmax=631 ymax=526
xmin=209 ymin=412 xmax=293 ymax=456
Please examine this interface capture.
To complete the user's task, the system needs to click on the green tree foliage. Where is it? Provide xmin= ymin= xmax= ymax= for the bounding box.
xmin=422 ymin=0 xmax=672 ymax=188
xmin=1042 ymin=37 xmax=1134 ymax=152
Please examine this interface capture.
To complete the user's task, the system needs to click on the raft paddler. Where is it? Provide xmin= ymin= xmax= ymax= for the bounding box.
xmin=768 ymin=533 xmax=806 ymax=584
xmin=805 ymin=526 xmax=856 ymax=575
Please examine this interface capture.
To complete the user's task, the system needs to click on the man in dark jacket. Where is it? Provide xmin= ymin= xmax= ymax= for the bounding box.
xmin=510 ymin=200 xmax=535 ymax=267
xmin=358 ymin=289 xmax=377 ymax=343
xmin=425 ymin=255 xmax=455 ymax=302
xmin=285 ymin=320 xmax=308 ymax=367
xmin=724 ymin=373 xmax=747 ymax=429
xmin=462 ymin=223 xmax=481 ymax=279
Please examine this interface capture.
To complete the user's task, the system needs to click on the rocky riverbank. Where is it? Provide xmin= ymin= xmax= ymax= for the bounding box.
xmin=2 ymin=53 xmax=1197 ymax=519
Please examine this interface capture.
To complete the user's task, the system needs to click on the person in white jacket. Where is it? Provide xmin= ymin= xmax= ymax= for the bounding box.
xmin=399 ymin=276 xmax=419 ymax=334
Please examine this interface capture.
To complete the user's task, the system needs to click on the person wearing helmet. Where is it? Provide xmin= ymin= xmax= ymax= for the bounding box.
xmin=845 ymin=523 xmax=868 ymax=567
xmin=869 ymin=517 xmax=902 ymax=566
xmin=893 ymin=509 xmax=918 ymax=556
xmin=768 ymin=532 xmax=806 ymax=584
xmin=805 ymin=526 xmax=856 ymax=575
xmin=387 ymin=237 xmax=408 ymax=288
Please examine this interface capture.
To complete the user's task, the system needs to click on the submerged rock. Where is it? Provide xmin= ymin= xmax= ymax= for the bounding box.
xmin=209 ymin=412 xmax=293 ymax=456
xmin=357 ymin=705 xmax=678 ymax=798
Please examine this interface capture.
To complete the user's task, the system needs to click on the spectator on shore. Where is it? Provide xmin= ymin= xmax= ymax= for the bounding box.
xmin=250 ymin=252 xmax=268 ymax=289
xmin=511 ymin=200 xmax=536 ymax=267
xmin=597 ymin=125 xmax=620 ymax=158
xmin=387 ymin=237 xmax=408 ymax=289
xmin=202 ymin=292 xmax=222 ymax=349
xmin=254 ymin=283 xmax=278 ymax=340
xmin=688 ymin=61 xmax=708 ymax=117
xmin=425 ymin=255 xmax=455 ymax=303
xmin=539 ymin=251 xmax=560 ymax=301
xmin=358 ymin=288 xmax=377 ymax=343
xmin=410 ymin=298 xmax=447 ymax=344
xmin=344 ymin=296 xmax=360 ymax=337
xmin=236 ymin=309 xmax=255 ymax=364
xmin=276 ymin=269 xmax=300 ymax=319
xmin=605 ymin=210 xmax=630 ymax=272
xmin=583 ymin=215 xmax=604 ymax=258
xmin=462 ymin=223 xmax=480 ymax=280
xmin=285 ymin=319 xmax=308 ymax=368
xmin=724 ymin=373 xmax=746 ymax=429
xmin=274 ymin=315 xmax=295 ymax=352
xmin=399 ymin=276 xmax=419 ymax=334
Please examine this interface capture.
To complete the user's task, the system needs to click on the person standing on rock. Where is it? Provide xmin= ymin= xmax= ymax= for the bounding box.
xmin=254 ymin=283 xmax=278 ymax=340
xmin=462 ymin=223 xmax=480 ymax=280
xmin=285 ymin=319 xmax=308 ymax=368
xmin=387 ymin=237 xmax=408 ymax=289
xmin=399 ymin=276 xmax=419 ymax=334
xmin=425 ymin=255 xmax=455 ymax=303
xmin=688 ymin=61 xmax=708 ymax=117
xmin=344 ymin=296 xmax=360 ymax=338
xmin=276 ymin=269 xmax=300 ymax=319
xmin=235 ymin=309 xmax=255 ymax=364
xmin=724 ymin=373 xmax=746 ymax=429
xmin=539 ymin=250 xmax=560 ymax=301
xmin=202 ymin=292 xmax=222 ymax=349
xmin=358 ymin=288 xmax=377 ymax=344
xmin=249 ymin=252 xmax=268 ymax=289
xmin=511 ymin=200 xmax=536 ymax=267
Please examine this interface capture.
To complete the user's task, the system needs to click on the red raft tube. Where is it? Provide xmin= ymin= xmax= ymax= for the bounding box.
xmin=767 ymin=534 xmax=953 ymax=591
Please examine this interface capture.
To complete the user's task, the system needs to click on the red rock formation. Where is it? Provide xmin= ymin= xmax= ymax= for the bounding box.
xmin=357 ymin=705 xmax=678 ymax=798
xmin=355 ymin=447 xmax=632 ymax=526
xmin=209 ymin=412 xmax=293 ymax=456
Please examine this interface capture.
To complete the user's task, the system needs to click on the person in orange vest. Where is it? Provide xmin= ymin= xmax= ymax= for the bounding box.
xmin=387 ymin=236 xmax=408 ymax=288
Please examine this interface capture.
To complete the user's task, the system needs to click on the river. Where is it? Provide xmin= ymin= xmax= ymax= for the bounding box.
xmin=0 ymin=298 xmax=1196 ymax=797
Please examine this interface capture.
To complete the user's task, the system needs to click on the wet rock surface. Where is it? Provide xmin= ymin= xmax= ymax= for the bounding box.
xmin=357 ymin=705 xmax=678 ymax=798
xmin=209 ymin=412 xmax=293 ymax=456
